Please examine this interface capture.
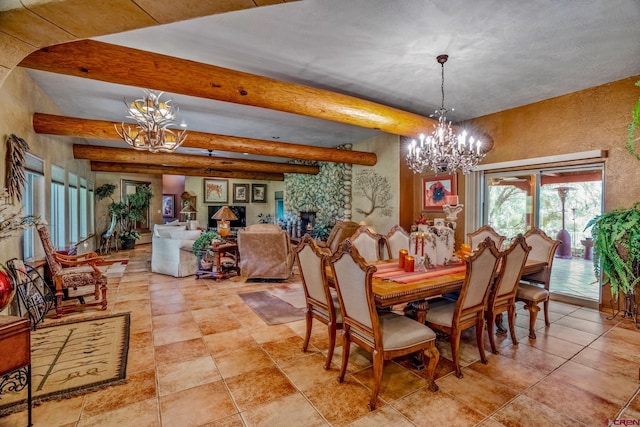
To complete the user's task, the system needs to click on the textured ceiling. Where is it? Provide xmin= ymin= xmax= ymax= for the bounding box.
xmin=23 ymin=0 xmax=640 ymax=160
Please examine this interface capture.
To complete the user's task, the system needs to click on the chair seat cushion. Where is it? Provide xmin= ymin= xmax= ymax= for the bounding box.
xmin=517 ymin=282 xmax=549 ymax=302
xmin=57 ymin=267 xmax=106 ymax=289
xmin=380 ymin=313 xmax=436 ymax=351
xmin=424 ymin=300 xmax=456 ymax=327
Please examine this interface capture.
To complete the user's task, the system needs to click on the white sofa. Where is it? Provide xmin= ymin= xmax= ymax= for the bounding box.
xmin=151 ymin=223 xmax=202 ymax=277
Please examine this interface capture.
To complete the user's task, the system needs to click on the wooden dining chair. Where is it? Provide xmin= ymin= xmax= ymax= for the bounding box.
xmin=515 ymin=228 xmax=561 ymax=339
xmin=347 ymin=225 xmax=383 ymax=262
xmin=468 ymin=225 xmax=506 ymax=251
xmin=294 ymin=234 xmax=342 ymax=369
xmin=382 ymin=224 xmax=410 ymax=260
xmin=329 ymin=240 xmax=439 ymax=410
xmin=424 ymin=237 xmax=501 ymax=378
xmin=321 ymin=220 xmax=360 ymax=253
xmin=485 ymin=234 xmax=531 ymax=353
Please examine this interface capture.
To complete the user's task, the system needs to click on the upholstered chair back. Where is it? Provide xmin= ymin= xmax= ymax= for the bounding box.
xmin=325 ymin=221 xmax=360 ymax=253
xmin=460 ymin=238 xmax=501 ymax=311
xmin=521 ymin=228 xmax=560 ymax=286
xmin=348 ymin=226 xmax=381 ymax=262
xmin=296 ymin=238 xmax=330 ymax=304
xmin=383 ymin=225 xmax=409 ymax=260
xmin=494 ymin=234 xmax=531 ymax=299
xmin=37 ymin=225 xmax=62 ymax=275
xmin=468 ymin=225 xmax=506 ymax=251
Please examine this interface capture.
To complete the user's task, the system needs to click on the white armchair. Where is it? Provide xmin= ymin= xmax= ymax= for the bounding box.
xmin=151 ymin=224 xmax=202 ymax=277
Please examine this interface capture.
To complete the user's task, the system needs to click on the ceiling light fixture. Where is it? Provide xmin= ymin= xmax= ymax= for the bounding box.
xmin=406 ymin=55 xmax=484 ymax=175
xmin=116 ymin=89 xmax=187 ymax=153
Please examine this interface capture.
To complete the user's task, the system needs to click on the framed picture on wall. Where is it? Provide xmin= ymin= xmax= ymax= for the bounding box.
xmin=233 ymin=184 xmax=249 ymax=203
xmin=252 ymin=184 xmax=267 ymax=203
xmin=422 ymin=174 xmax=457 ymax=211
xmin=203 ymin=179 xmax=228 ymax=203
xmin=162 ymin=194 xmax=175 ymax=218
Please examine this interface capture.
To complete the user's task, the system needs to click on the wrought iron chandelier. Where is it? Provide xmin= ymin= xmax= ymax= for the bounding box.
xmin=116 ymin=90 xmax=187 ymax=153
xmin=406 ymin=55 xmax=484 ymax=175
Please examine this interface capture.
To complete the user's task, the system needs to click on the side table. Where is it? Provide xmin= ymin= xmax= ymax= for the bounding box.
xmin=0 ymin=316 xmax=31 ymax=426
xmin=196 ymin=242 xmax=240 ymax=281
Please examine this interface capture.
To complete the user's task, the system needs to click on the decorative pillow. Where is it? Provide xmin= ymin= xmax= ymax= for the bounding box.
xmin=165 ymin=219 xmax=180 ymax=226
xmin=155 ymin=224 xmax=186 ymax=237
xmin=168 ymin=229 xmax=202 ymax=240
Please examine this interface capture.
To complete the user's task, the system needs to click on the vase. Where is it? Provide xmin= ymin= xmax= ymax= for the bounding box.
xmin=0 ymin=270 xmax=16 ymax=312
xmin=121 ymin=238 xmax=136 ymax=250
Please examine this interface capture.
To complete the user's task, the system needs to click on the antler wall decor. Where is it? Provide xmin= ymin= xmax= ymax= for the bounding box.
xmin=5 ymin=134 xmax=29 ymax=203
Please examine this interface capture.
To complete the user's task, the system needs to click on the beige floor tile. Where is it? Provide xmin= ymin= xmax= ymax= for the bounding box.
xmin=572 ymin=346 xmax=640 ymax=379
xmin=304 ymin=376 xmax=383 ymax=426
xmin=352 ymin=361 xmax=427 ymax=402
xmin=392 ymin=388 xmax=485 ymax=427
xmin=151 ymin=310 xmax=195 ymax=329
xmin=225 ymin=366 xmax=297 ymax=411
xmin=520 ymin=332 xmax=584 ymax=359
xmin=436 ymin=368 xmax=518 ymax=416
xmin=215 ymin=342 xmax=275 ymax=378
xmin=150 ymin=300 xmax=191 ymax=317
xmin=127 ymin=346 xmax=156 ymax=373
xmin=525 ymin=374 xmax=620 ymax=426
xmin=491 ymin=395 xmax=582 ymax=427
xmin=82 ymin=369 xmax=157 ymax=418
xmin=160 ymin=381 xmax=236 ymax=427
xmin=280 ymin=351 xmax=341 ymax=391
xmin=261 ymin=334 xmax=315 ymax=364
xmin=554 ymin=315 xmax=613 ymax=335
xmin=197 ymin=316 xmax=243 ymax=335
xmin=154 ymin=337 xmax=209 ymax=366
xmin=157 ymin=355 xmax=221 ymax=395
xmin=534 ymin=323 xmax=599 ymax=346
xmin=588 ymin=326 xmax=640 ymax=364
xmin=77 ymin=397 xmax=160 ymax=427
xmin=199 ymin=413 xmax=245 ymax=427
xmin=250 ymin=323 xmax=298 ymax=344
xmin=0 ymin=395 xmax=84 ymax=427
xmin=202 ymin=329 xmax=257 ymax=356
xmin=152 ymin=322 xmax=202 ymax=346
xmin=348 ymin=405 xmax=415 ymax=427
xmin=241 ymin=392 xmax=326 ymax=426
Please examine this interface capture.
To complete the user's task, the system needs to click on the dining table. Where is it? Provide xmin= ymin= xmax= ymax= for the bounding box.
xmin=367 ymin=258 xmax=547 ymax=324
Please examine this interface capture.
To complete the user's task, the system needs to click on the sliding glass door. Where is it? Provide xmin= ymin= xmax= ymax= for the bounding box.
xmin=483 ymin=165 xmax=603 ymax=303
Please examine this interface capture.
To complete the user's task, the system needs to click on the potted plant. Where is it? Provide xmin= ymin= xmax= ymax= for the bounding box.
xmin=192 ymin=230 xmax=224 ymax=268
xmin=95 ymin=182 xmax=153 ymax=249
xmin=585 ymin=202 xmax=640 ymax=318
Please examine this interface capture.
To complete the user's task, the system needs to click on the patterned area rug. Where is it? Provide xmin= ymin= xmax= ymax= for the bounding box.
xmin=0 ymin=312 xmax=130 ymax=416
xmin=239 ymin=286 xmax=306 ymax=325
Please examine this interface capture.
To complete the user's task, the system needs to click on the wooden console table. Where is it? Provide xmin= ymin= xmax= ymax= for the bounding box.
xmin=196 ymin=242 xmax=240 ymax=281
xmin=0 ymin=316 xmax=31 ymax=426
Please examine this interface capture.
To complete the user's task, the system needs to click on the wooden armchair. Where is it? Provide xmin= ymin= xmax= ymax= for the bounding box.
xmin=329 ymin=240 xmax=439 ymax=410
xmin=37 ymin=225 xmax=108 ymax=317
xmin=295 ymin=234 xmax=342 ymax=369
xmin=515 ymin=228 xmax=560 ymax=339
xmin=424 ymin=237 xmax=501 ymax=378
xmin=485 ymin=234 xmax=530 ymax=353
xmin=319 ymin=221 xmax=360 ymax=253
xmin=468 ymin=225 xmax=506 ymax=251
xmin=382 ymin=225 xmax=410 ymax=260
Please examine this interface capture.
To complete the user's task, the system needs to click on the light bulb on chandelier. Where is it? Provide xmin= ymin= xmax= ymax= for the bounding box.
xmin=115 ymin=89 xmax=187 ymax=153
xmin=406 ymin=55 xmax=485 ymax=175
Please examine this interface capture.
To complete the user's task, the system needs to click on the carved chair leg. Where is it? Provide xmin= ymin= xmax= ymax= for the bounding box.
xmin=55 ymin=278 xmax=64 ymax=318
xmin=486 ymin=310 xmax=498 ymax=354
xmin=325 ymin=323 xmax=336 ymax=370
xmin=476 ymin=316 xmax=488 ymax=364
xmin=302 ymin=310 xmax=312 ymax=353
xmin=368 ymin=351 xmax=384 ymax=411
xmin=507 ymin=304 xmax=518 ymax=345
xmin=543 ymin=299 xmax=551 ymax=326
xmin=525 ymin=301 xmax=540 ymax=339
xmin=424 ymin=343 xmax=440 ymax=392
xmin=100 ymin=282 xmax=108 ymax=310
xmin=450 ymin=329 xmax=463 ymax=378
xmin=338 ymin=328 xmax=350 ymax=383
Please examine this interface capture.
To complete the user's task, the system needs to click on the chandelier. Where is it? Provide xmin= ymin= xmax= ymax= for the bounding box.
xmin=116 ymin=90 xmax=187 ymax=153
xmin=406 ymin=55 xmax=484 ymax=175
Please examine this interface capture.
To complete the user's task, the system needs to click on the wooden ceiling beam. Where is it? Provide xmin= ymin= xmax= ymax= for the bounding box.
xmin=73 ymin=145 xmax=319 ymax=175
xmin=33 ymin=113 xmax=377 ymax=165
xmin=90 ymin=162 xmax=284 ymax=181
xmin=21 ymin=39 xmax=438 ymax=138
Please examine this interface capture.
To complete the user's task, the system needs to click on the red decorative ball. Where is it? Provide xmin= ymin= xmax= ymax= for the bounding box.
xmin=0 ymin=271 xmax=15 ymax=311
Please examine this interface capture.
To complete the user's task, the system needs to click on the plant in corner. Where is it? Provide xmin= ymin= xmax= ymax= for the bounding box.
xmin=585 ymin=202 xmax=640 ymax=320
xmin=96 ymin=183 xmax=153 ymax=249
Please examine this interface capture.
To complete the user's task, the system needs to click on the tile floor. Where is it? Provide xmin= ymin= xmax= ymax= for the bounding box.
xmin=2 ymin=244 xmax=639 ymax=427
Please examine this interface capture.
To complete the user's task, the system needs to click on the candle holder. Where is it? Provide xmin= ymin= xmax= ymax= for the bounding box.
xmin=442 ymin=204 xmax=464 ymax=230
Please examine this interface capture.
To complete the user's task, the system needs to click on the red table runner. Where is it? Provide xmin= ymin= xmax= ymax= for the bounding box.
xmin=373 ymin=262 xmax=465 ymax=284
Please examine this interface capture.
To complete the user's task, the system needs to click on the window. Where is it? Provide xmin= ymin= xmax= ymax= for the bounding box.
xmin=23 ymin=154 xmax=45 ymax=261
xmin=68 ymin=173 xmax=78 ymax=245
xmin=50 ymin=165 xmax=66 ymax=250
xmin=88 ymin=181 xmax=95 ymax=235
xmin=79 ymin=178 xmax=87 ymax=240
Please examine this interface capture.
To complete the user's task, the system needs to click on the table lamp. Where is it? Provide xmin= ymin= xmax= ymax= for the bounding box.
xmin=211 ymin=206 xmax=237 ymax=237
xmin=179 ymin=202 xmax=198 ymax=229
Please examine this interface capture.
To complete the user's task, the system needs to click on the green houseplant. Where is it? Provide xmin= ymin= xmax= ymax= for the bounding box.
xmin=585 ymin=202 xmax=640 ymax=317
xmin=95 ymin=182 xmax=153 ymax=249
xmin=192 ymin=230 xmax=224 ymax=267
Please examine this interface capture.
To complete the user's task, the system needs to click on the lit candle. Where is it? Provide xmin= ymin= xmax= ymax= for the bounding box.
xmin=399 ymin=249 xmax=408 ymax=268
xmin=421 ymin=233 xmax=425 ymax=256
xmin=404 ymin=256 xmax=415 ymax=272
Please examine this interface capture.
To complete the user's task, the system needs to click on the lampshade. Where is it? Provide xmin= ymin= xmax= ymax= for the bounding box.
xmin=211 ymin=206 xmax=238 ymax=221
xmin=179 ymin=202 xmax=197 ymax=215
